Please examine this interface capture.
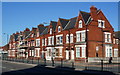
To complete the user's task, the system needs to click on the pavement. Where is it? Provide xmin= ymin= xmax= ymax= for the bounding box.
xmin=1 ymin=60 xmax=119 ymax=75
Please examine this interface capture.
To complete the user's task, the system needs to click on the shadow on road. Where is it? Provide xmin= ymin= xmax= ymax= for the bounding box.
xmin=2 ymin=65 xmax=117 ymax=75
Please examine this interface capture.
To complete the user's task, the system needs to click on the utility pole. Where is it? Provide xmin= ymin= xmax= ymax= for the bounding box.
xmin=3 ymin=33 xmax=9 ymax=44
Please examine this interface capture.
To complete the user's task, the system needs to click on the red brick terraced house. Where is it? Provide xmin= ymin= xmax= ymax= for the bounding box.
xmin=8 ymin=32 xmax=19 ymax=58
xmin=7 ymin=6 xmax=120 ymax=62
xmin=17 ymin=28 xmax=31 ymax=59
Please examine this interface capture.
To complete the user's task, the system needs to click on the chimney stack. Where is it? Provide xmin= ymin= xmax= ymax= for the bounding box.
xmin=90 ymin=6 xmax=97 ymax=20
xmin=38 ymin=24 xmax=44 ymax=27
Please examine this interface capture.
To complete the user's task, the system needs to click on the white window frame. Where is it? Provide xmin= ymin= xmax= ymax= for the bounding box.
xmin=76 ymin=30 xmax=86 ymax=42
xmin=78 ymin=20 xmax=82 ymax=28
xmin=56 ymin=35 xmax=63 ymax=45
xmin=50 ymin=28 xmax=52 ymax=34
xmin=98 ymin=20 xmax=105 ymax=28
xmin=104 ymin=32 xmax=111 ymax=43
xmin=36 ymin=39 xmax=40 ymax=47
xmin=66 ymin=34 xmax=69 ymax=43
xmin=81 ymin=47 xmax=86 ymax=57
xmin=81 ymin=32 xmax=85 ymax=41
xmin=37 ymin=32 xmax=39 ymax=37
xmin=114 ymin=49 xmax=118 ymax=57
xmin=58 ymin=26 xmax=61 ymax=32
xmin=105 ymin=45 xmax=112 ymax=57
xmin=52 ymin=36 xmax=54 ymax=45
xmin=42 ymin=39 xmax=45 ymax=46
xmin=76 ymin=47 xmax=80 ymax=57
xmin=70 ymin=34 xmax=73 ymax=43
xmin=76 ymin=33 xmax=80 ymax=42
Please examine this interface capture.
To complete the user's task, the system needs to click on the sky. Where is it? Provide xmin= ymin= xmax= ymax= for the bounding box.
xmin=2 ymin=2 xmax=118 ymax=46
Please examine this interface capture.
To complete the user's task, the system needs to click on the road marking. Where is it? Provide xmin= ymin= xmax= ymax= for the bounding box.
xmin=2 ymin=67 xmax=6 ymax=69
xmin=10 ymin=69 xmax=15 ymax=70
xmin=0 ymin=66 xmax=6 ymax=69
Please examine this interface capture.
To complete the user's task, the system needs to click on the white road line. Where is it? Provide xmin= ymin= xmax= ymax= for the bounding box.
xmin=2 ymin=67 xmax=6 ymax=69
xmin=0 ymin=66 xmax=6 ymax=68
xmin=10 ymin=69 xmax=15 ymax=70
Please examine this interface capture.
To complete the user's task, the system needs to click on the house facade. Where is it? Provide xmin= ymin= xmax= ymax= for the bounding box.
xmin=7 ymin=6 xmax=120 ymax=62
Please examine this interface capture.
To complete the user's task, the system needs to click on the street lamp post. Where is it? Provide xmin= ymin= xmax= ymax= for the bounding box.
xmin=3 ymin=33 xmax=9 ymax=44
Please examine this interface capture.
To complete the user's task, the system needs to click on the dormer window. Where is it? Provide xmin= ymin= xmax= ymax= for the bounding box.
xmin=78 ymin=20 xmax=82 ymax=28
xmin=58 ymin=26 xmax=61 ymax=32
xmin=98 ymin=20 xmax=105 ymax=28
xmin=37 ymin=32 xmax=39 ymax=37
xmin=50 ymin=28 xmax=52 ymax=34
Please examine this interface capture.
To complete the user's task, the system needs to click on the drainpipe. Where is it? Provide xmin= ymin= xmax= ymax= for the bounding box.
xmin=68 ymin=29 xmax=71 ymax=60
xmin=85 ymin=24 xmax=88 ymax=62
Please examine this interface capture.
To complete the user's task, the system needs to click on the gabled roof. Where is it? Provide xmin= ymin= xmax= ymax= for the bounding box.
xmin=50 ymin=21 xmax=57 ymax=31
xmin=23 ymin=31 xmax=30 ymax=38
xmin=59 ymin=18 xmax=69 ymax=29
xmin=114 ymin=31 xmax=120 ymax=39
xmin=64 ymin=17 xmax=77 ymax=30
xmin=40 ymin=27 xmax=48 ymax=35
xmin=80 ymin=11 xmax=91 ymax=24
xmin=14 ymin=34 xmax=19 ymax=41
xmin=38 ymin=26 xmax=46 ymax=35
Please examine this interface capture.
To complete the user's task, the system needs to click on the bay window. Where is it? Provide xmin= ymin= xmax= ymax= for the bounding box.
xmin=76 ymin=30 xmax=86 ymax=42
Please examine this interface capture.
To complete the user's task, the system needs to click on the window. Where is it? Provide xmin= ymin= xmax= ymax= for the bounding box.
xmin=115 ymin=39 xmax=119 ymax=44
xmin=48 ymin=37 xmax=54 ymax=45
xmin=56 ymin=35 xmax=63 ymax=44
xmin=98 ymin=20 xmax=105 ymax=28
xmin=76 ymin=31 xmax=86 ymax=42
xmin=55 ymin=49 xmax=59 ymax=56
xmin=70 ymin=34 xmax=73 ymax=43
xmin=37 ymin=32 xmax=39 ymax=37
xmin=105 ymin=45 xmax=112 ymax=57
xmin=76 ymin=33 xmax=80 ymax=42
xmin=114 ymin=49 xmax=118 ymax=57
xmin=78 ymin=20 xmax=82 ymax=28
xmin=60 ymin=36 xmax=63 ymax=44
xmin=36 ymin=39 xmax=40 ymax=46
xmin=66 ymin=34 xmax=69 ymax=43
xmin=59 ymin=48 xmax=62 ymax=56
xmin=50 ymin=28 xmax=52 ymax=34
xmin=48 ymin=37 xmax=51 ymax=45
xmin=42 ymin=39 xmax=45 ymax=46
xmin=56 ymin=37 xmax=60 ymax=44
xmin=81 ymin=47 xmax=86 ymax=57
xmin=47 ymin=49 xmax=51 ymax=56
xmin=45 ymin=38 xmax=47 ymax=46
xmin=58 ymin=26 xmax=61 ymax=32
xmin=52 ymin=36 xmax=54 ymax=45
xmin=81 ymin=32 xmax=85 ymax=41
xmin=104 ymin=32 xmax=111 ymax=43
xmin=76 ymin=47 xmax=80 ymax=57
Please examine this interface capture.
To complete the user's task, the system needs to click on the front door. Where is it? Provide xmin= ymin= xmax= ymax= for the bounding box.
xmin=66 ymin=50 xmax=69 ymax=60
xmin=71 ymin=50 xmax=74 ymax=60
xmin=46 ymin=49 xmax=51 ymax=60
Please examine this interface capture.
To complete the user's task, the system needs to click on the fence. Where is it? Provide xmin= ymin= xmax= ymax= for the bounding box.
xmin=2 ymin=57 xmax=120 ymax=73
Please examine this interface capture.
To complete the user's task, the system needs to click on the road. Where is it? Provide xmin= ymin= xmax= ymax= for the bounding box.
xmin=1 ymin=60 xmax=118 ymax=75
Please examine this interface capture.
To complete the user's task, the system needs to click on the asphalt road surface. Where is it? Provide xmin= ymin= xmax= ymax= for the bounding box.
xmin=1 ymin=60 xmax=118 ymax=75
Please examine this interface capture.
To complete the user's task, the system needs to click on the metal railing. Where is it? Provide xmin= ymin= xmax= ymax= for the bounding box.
xmin=2 ymin=57 xmax=120 ymax=73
